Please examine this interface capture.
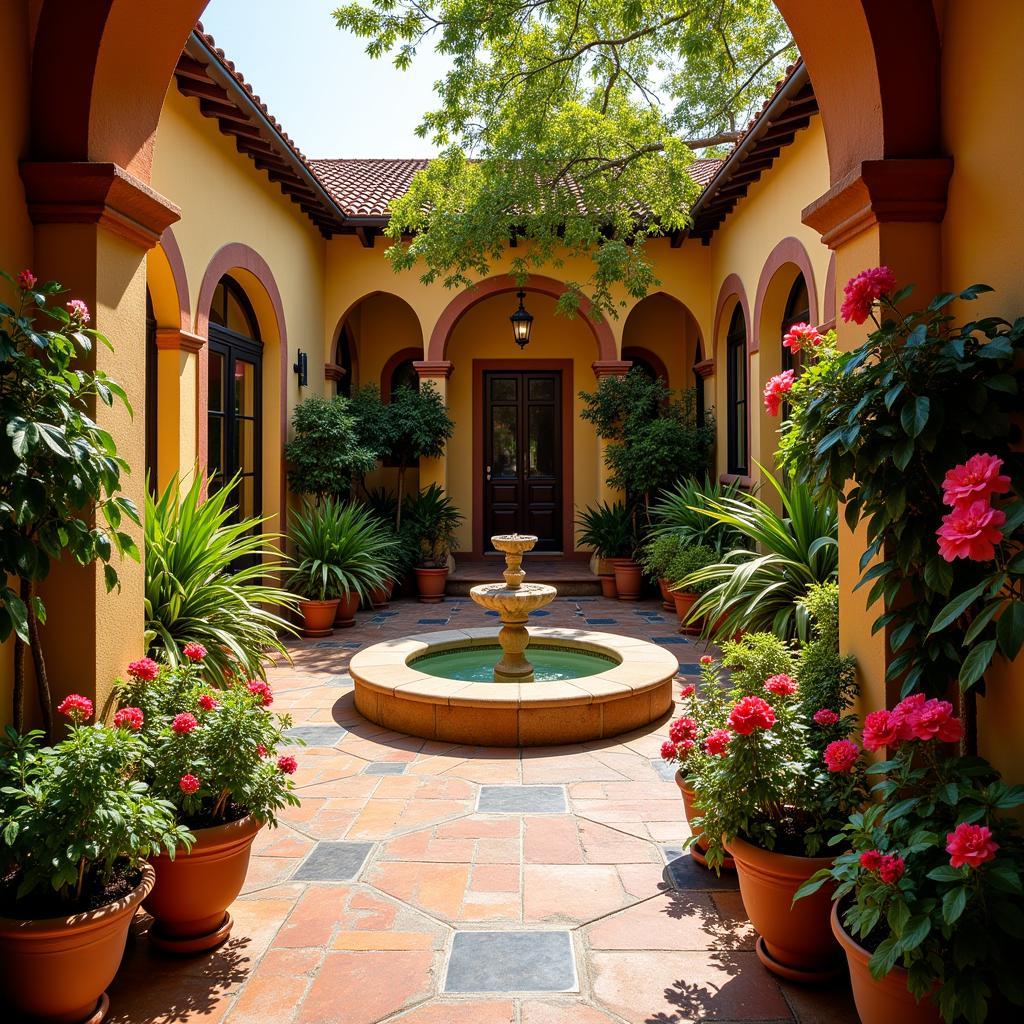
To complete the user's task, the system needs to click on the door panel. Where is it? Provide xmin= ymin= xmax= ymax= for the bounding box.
xmin=483 ymin=371 xmax=562 ymax=552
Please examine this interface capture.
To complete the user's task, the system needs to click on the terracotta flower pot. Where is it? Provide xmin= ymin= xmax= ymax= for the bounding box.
xmin=299 ymin=598 xmax=339 ymax=638
xmin=727 ymin=833 xmax=841 ymax=982
xmin=0 ymin=862 xmax=154 ymax=1024
xmin=658 ymin=577 xmax=675 ymax=611
xmin=414 ymin=567 xmax=449 ymax=603
xmin=599 ymin=574 xmax=617 ymax=599
xmin=368 ymin=581 xmax=393 ymax=609
xmin=832 ymin=903 xmax=941 ymax=1024
xmin=674 ymin=772 xmax=734 ymax=870
xmin=610 ymin=557 xmax=643 ymax=601
xmin=334 ymin=591 xmax=361 ymax=628
xmin=144 ymin=814 xmax=262 ymax=955
xmin=672 ymin=590 xmax=700 ymax=632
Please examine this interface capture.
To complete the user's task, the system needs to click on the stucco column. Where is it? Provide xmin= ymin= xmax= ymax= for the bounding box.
xmin=803 ymin=157 xmax=952 ymax=716
xmin=413 ymin=360 xmax=454 ymax=495
xmin=155 ymin=328 xmax=203 ymax=492
xmin=20 ymin=161 xmax=180 ymax=723
xmin=589 ymin=360 xmax=632 ymax=571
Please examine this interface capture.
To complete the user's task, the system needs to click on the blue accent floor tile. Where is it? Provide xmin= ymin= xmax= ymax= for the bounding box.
xmin=528 ymin=609 xmax=550 ymax=616
xmin=485 ymin=610 xmax=500 ymax=616
xmin=444 ymin=931 xmax=577 ymax=993
xmin=284 ymin=723 xmax=349 ymax=746
xmin=418 ymin=618 xmax=450 ymax=625
xmin=342 ymin=641 xmax=362 ymax=649
xmin=651 ymin=636 xmax=690 ymax=645
xmin=314 ymin=640 xmax=345 ymax=649
xmin=478 ymin=785 xmax=567 ymax=813
xmin=376 ymin=611 xmax=399 ymax=617
xmin=662 ymin=845 xmax=739 ymax=891
xmin=677 ymin=663 xmax=704 ymax=674
xmin=585 ymin=617 xmax=617 ymax=625
xmin=293 ymin=841 xmax=374 ymax=881
xmin=326 ymin=673 xmax=354 ymax=687
xmin=651 ymin=758 xmax=677 ymax=782
xmin=363 ymin=762 xmax=408 ymax=775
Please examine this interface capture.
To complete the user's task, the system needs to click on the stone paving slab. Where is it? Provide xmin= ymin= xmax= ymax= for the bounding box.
xmin=444 ymin=931 xmax=578 ymax=993
xmin=292 ymin=841 xmax=374 ymax=881
xmin=477 ymin=784 xmax=568 ymax=813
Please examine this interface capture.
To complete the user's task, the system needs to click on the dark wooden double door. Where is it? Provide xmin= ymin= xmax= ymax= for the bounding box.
xmin=484 ymin=371 xmax=563 ymax=552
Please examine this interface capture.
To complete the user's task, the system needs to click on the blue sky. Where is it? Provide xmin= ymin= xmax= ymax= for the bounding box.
xmin=200 ymin=0 xmax=448 ymax=158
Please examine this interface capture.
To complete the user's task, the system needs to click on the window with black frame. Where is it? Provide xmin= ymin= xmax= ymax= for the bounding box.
xmin=145 ymin=292 xmax=158 ymax=495
xmin=726 ymin=305 xmax=748 ymax=476
xmin=207 ymin=275 xmax=262 ymax=527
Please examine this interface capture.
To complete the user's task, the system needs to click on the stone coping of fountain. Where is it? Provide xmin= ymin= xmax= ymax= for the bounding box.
xmin=348 ymin=627 xmax=678 ymax=747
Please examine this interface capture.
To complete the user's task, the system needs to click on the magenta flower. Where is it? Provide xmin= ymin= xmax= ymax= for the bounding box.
xmin=57 ymin=694 xmax=94 ymax=722
xmin=937 ymin=499 xmax=1006 ymax=562
xmin=763 ymin=370 xmax=795 ymax=416
xmin=840 ymin=266 xmax=896 ymax=324
xmin=941 ymin=454 xmax=1011 ymax=509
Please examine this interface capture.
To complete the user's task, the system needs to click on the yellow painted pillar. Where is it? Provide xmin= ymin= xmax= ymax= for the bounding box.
xmin=155 ymin=329 xmax=202 ymax=492
xmin=589 ymin=359 xmax=632 ymax=570
xmin=412 ymin=360 xmax=454 ymax=495
xmin=20 ymin=161 xmax=180 ymax=723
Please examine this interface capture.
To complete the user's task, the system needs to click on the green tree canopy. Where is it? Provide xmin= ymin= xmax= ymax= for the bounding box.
xmin=332 ymin=0 xmax=795 ymax=316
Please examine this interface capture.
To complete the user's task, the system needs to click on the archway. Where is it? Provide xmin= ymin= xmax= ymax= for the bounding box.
xmin=621 ymin=291 xmax=704 ymax=390
xmin=713 ymin=275 xmax=752 ymax=482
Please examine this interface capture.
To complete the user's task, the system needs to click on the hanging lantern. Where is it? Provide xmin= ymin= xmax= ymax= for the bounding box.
xmin=509 ymin=290 xmax=533 ymax=349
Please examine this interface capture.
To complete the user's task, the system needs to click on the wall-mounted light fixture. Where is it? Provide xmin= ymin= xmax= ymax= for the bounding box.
xmin=293 ymin=350 xmax=308 ymax=387
xmin=510 ymin=290 xmax=533 ymax=349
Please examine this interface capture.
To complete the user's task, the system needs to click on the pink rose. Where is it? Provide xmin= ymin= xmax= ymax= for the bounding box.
xmin=728 ymin=696 xmax=776 ymax=735
xmin=908 ymin=698 xmax=962 ymax=743
xmin=937 ymin=499 xmax=1006 ymax=562
xmin=763 ymin=673 xmax=797 ymax=697
xmin=946 ymin=823 xmax=999 ymax=869
xmin=66 ymin=298 xmax=91 ymax=328
xmin=699 ymin=655 xmax=713 ymax=666
xmin=859 ymin=849 xmax=883 ymax=872
xmin=704 ymin=728 xmax=731 ymax=757
xmin=823 ymin=738 xmax=860 ymax=773
xmin=763 ymin=369 xmax=795 ymax=416
xmin=679 ymin=683 xmax=696 ymax=698
xmin=840 ymin=266 xmax=896 ymax=324
xmin=198 ymin=693 xmax=219 ymax=711
xmin=813 ymin=708 xmax=839 ymax=727
xmin=127 ymin=657 xmax=160 ymax=681
xmin=941 ymin=454 xmax=1011 ymax=509
xmin=277 ymin=755 xmax=298 ymax=775
xmin=179 ymin=773 xmax=200 ymax=795
xmin=246 ymin=679 xmax=274 ymax=707
xmin=782 ymin=322 xmax=822 ymax=353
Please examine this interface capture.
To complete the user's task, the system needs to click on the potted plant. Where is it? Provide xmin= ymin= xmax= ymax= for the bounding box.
xmin=796 ymin=694 xmax=1024 ymax=1024
xmin=639 ymin=532 xmax=685 ymax=608
xmin=685 ymin=623 xmax=865 ymax=981
xmin=668 ymin=543 xmax=717 ymax=630
xmin=0 ymin=696 xmax=190 ymax=1022
xmin=120 ymin=649 xmax=301 ymax=953
xmin=287 ymin=501 xmax=342 ymax=634
xmin=403 ymin=484 xmax=463 ymax=602
xmin=576 ymin=501 xmax=640 ymax=600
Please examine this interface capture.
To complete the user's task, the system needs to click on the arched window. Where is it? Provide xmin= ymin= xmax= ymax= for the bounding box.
xmin=388 ymin=358 xmax=420 ymax=400
xmin=207 ymin=275 xmax=262 ymax=526
xmin=781 ymin=275 xmax=810 ymax=374
xmin=725 ymin=305 xmax=748 ymax=476
xmin=692 ymin=340 xmax=705 ymax=423
xmin=335 ymin=324 xmax=353 ymax=398
xmin=145 ymin=292 xmax=157 ymax=494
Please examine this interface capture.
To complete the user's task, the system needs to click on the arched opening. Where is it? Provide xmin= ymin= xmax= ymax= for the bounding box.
xmin=621 ymin=292 xmax=704 ymax=391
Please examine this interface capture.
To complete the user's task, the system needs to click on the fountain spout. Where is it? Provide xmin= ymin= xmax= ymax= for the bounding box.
xmin=469 ymin=535 xmax=557 ymax=681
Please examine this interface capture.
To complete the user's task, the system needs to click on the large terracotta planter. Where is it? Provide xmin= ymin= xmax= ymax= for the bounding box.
xmin=727 ymin=833 xmax=841 ymax=982
xmin=598 ymin=574 xmax=617 ymax=599
xmin=144 ymin=814 xmax=262 ymax=955
xmin=674 ymin=772 xmax=734 ymax=870
xmin=0 ymin=863 xmax=154 ymax=1024
xmin=414 ymin=567 xmax=449 ymax=603
xmin=610 ymin=557 xmax=643 ymax=601
xmin=334 ymin=591 xmax=361 ymax=628
xmin=672 ymin=590 xmax=700 ymax=632
xmin=657 ymin=577 xmax=675 ymax=611
xmin=368 ymin=581 xmax=393 ymax=609
xmin=299 ymin=598 xmax=339 ymax=638
xmin=832 ymin=903 xmax=941 ymax=1024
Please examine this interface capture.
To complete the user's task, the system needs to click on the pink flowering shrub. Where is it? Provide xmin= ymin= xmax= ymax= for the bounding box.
xmin=797 ymin=703 xmax=1024 ymax=1023
xmin=782 ymin=322 xmax=822 ymax=353
xmin=762 ymin=369 xmax=794 ymax=416
xmin=659 ymin=657 xmax=732 ymax=778
xmin=118 ymin=656 xmax=301 ymax=830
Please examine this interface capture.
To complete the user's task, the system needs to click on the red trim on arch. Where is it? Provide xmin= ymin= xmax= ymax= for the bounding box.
xmin=427 ymin=274 xmax=616 ymax=363
xmin=751 ymin=237 xmax=820 ymax=353
xmin=157 ymin=225 xmax=191 ymax=332
xmin=713 ymin=274 xmax=751 ymax=352
xmin=621 ymin=346 xmax=669 ymax=385
xmin=380 ymin=347 xmax=424 ymax=398
xmin=822 ymin=252 xmax=837 ymax=327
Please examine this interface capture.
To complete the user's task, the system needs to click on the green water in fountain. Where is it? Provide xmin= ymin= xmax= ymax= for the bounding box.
xmin=411 ymin=644 xmax=615 ymax=682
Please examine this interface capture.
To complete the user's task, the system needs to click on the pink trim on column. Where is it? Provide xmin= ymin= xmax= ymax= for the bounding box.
xmin=822 ymin=251 xmax=837 ymax=327
xmin=751 ymin=237 xmax=820 ymax=353
xmin=193 ymin=242 xmax=289 ymax=532
xmin=157 ymin=225 xmax=191 ymax=332
xmin=426 ymin=274 xmax=616 ymax=362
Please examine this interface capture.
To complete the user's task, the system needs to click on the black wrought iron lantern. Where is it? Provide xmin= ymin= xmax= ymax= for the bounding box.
xmin=509 ymin=289 xmax=533 ymax=348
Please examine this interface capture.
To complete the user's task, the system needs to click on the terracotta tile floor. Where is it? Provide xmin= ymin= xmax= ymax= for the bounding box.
xmin=108 ymin=595 xmax=858 ymax=1023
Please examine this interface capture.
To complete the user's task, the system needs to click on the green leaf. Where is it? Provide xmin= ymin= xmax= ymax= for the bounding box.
xmin=923 ymin=556 xmax=954 ymax=597
xmin=900 ymin=914 xmax=932 ymax=952
xmin=959 ymin=639 xmax=997 ymax=689
xmin=900 ymin=395 xmax=930 ymax=437
xmin=996 ymin=602 xmax=1024 ymax=660
xmin=942 ymin=886 xmax=968 ymax=926
xmin=929 ymin=583 xmax=987 ymax=634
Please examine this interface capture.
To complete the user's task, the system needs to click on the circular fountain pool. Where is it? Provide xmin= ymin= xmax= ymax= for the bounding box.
xmin=411 ymin=644 xmax=617 ymax=682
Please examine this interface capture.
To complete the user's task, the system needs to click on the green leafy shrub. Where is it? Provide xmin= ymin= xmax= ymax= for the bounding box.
xmin=576 ymin=501 xmax=637 ymax=560
xmin=669 ymin=544 xmax=718 ymax=594
xmin=0 ymin=699 xmax=190 ymax=914
xmin=145 ymin=474 xmax=297 ymax=687
xmin=719 ymin=631 xmax=795 ymax=691
xmin=638 ymin=532 xmax=685 ymax=580
xmin=402 ymin=484 xmax=463 ymax=567
xmin=649 ymin=474 xmax=748 ymax=553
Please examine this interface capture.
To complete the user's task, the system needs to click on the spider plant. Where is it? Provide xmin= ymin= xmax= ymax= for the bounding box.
xmin=575 ymin=501 xmax=637 ymax=560
xmin=649 ymin=474 xmax=749 ymax=553
xmin=402 ymin=484 xmax=463 ymax=568
xmin=145 ymin=473 xmax=298 ymax=686
xmin=683 ymin=469 xmax=839 ymax=642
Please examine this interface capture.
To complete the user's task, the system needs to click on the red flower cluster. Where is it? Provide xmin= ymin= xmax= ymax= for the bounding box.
xmin=840 ymin=266 xmax=896 ymax=324
xmin=113 ymin=706 xmax=144 ymax=731
xmin=57 ymin=694 xmax=93 ymax=722
xmin=172 ymin=712 xmax=199 ymax=735
xmin=946 ymin=822 xmax=999 ymax=869
xmin=704 ymin=728 xmax=731 ymax=757
xmin=257 ymin=744 xmax=268 ymax=758
xmin=862 ymin=694 xmax=962 ymax=751
xmin=198 ymin=693 xmax=218 ymax=711
xmin=66 ymin=298 xmax=91 ymax=328
xmin=763 ymin=673 xmax=797 ymax=697
xmin=699 ymin=655 xmax=713 ymax=666
xmin=859 ymin=849 xmax=905 ymax=884
xmin=182 ymin=642 xmax=207 ymax=662
xmin=16 ymin=269 xmax=37 ymax=290
xmin=812 ymin=708 xmax=839 ymax=727
xmin=277 ymin=755 xmax=298 ymax=775
xmin=763 ymin=369 xmax=795 ymax=416
xmin=728 ymin=696 xmax=775 ymax=735
xmin=247 ymin=679 xmax=274 ymax=707
xmin=127 ymin=657 xmax=159 ymax=681
xmin=679 ymin=683 xmax=696 ymax=698
xmin=782 ymin=322 xmax=822 ymax=353
xmin=937 ymin=454 xmax=1009 ymax=562
xmin=669 ymin=716 xmax=698 ymax=744
xmin=823 ymin=738 xmax=860 ymax=773
xmin=660 ymin=739 xmax=683 ymax=761
xmin=179 ymin=773 xmax=200 ymax=795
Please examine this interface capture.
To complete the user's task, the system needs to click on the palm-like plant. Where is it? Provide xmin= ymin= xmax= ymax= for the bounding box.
xmin=145 ymin=474 xmax=298 ymax=686
xmin=683 ymin=471 xmax=839 ymax=642
xmin=402 ymin=485 xmax=463 ymax=568
xmin=649 ymin=475 xmax=748 ymax=553
xmin=575 ymin=501 xmax=637 ymax=560
xmin=288 ymin=500 xmax=397 ymax=601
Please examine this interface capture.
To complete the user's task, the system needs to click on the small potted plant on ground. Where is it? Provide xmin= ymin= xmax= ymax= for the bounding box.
xmin=687 ymin=623 xmax=865 ymax=981
xmin=639 ymin=532 xmax=685 ymax=609
xmin=288 ymin=501 xmax=342 ymax=635
xmin=796 ymin=694 xmax=1024 ymax=1024
xmin=576 ymin=501 xmax=639 ymax=600
xmin=119 ymin=649 xmax=301 ymax=953
xmin=403 ymin=484 xmax=463 ymax=602
xmin=0 ymin=696 xmax=191 ymax=1022
xmin=669 ymin=543 xmax=717 ymax=630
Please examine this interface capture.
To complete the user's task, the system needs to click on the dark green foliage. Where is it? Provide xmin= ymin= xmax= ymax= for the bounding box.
xmin=575 ymin=501 xmax=637 ymax=560
xmin=402 ymin=484 xmax=463 ymax=567
xmin=649 ymin=474 xmax=748 ymax=553
xmin=668 ymin=544 xmax=718 ymax=594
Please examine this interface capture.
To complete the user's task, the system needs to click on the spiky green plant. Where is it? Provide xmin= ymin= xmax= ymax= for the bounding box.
xmin=683 ymin=470 xmax=839 ymax=642
xmin=649 ymin=475 xmax=748 ymax=553
xmin=145 ymin=474 xmax=297 ymax=686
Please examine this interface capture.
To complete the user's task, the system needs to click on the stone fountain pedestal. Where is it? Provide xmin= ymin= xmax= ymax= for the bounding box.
xmin=469 ymin=535 xmax=556 ymax=682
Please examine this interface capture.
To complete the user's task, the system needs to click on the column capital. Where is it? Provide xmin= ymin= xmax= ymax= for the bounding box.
xmin=802 ymin=157 xmax=953 ymax=250
xmin=324 ymin=362 xmax=347 ymax=383
xmin=591 ymin=359 xmax=632 ymax=380
xmin=155 ymin=327 xmax=204 ymax=354
xmin=20 ymin=161 xmax=181 ymax=251
xmin=413 ymin=359 xmax=454 ymax=380
xmin=693 ymin=358 xmax=715 ymax=380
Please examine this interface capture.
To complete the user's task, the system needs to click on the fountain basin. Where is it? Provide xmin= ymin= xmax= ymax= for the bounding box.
xmin=349 ymin=627 xmax=678 ymax=747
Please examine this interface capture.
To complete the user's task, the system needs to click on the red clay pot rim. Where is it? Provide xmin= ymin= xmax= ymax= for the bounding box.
xmin=726 ymin=832 xmax=837 ymax=872
xmin=414 ymin=567 xmax=449 ymax=575
xmin=0 ymin=862 xmax=154 ymax=935
xmin=156 ymin=813 xmax=264 ymax=858
xmin=300 ymin=598 xmax=340 ymax=608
